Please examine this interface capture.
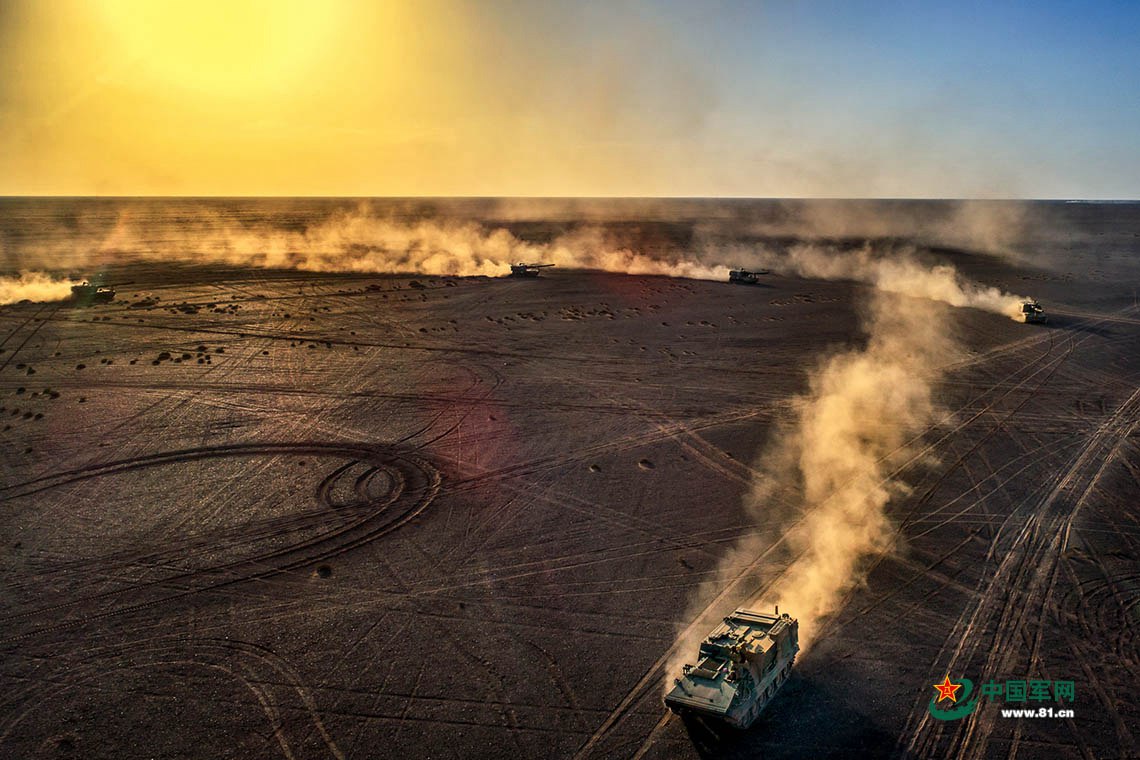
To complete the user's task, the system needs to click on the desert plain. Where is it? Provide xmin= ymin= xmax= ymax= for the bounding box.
xmin=1 ymin=199 xmax=1138 ymax=759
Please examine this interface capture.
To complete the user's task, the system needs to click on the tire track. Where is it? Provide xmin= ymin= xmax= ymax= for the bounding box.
xmin=0 ymin=636 xmax=345 ymax=759
xmin=904 ymin=385 xmax=1140 ymax=759
xmin=0 ymin=442 xmax=440 ymax=646
xmin=590 ymin=314 xmax=1095 ymax=759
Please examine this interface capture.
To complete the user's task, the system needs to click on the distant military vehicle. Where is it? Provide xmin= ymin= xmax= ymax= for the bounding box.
xmin=664 ymin=608 xmax=799 ymax=728
xmin=728 ymin=268 xmax=768 ymax=285
xmin=509 ymin=263 xmax=555 ymax=277
xmin=1019 ymin=298 xmax=1046 ymax=324
xmin=70 ymin=281 xmax=116 ymax=304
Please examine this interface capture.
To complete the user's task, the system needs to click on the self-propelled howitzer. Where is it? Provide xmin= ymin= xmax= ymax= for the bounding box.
xmin=70 ymin=281 xmax=116 ymax=304
xmin=664 ymin=608 xmax=798 ymax=728
xmin=509 ymin=263 xmax=555 ymax=277
xmin=1019 ymin=298 xmax=1046 ymax=324
xmin=728 ymin=268 xmax=767 ymax=285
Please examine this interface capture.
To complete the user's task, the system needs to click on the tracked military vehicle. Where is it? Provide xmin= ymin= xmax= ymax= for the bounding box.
xmin=70 ymin=281 xmax=116 ymax=304
xmin=728 ymin=268 xmax=767 ymax=285
xmin=1019 ymin=298 xmax=1046 ymax=324
xmin=664 ymin=608 xmax=798 ymax=728
xmin=509 ymin=263 xmax=554 ymax=277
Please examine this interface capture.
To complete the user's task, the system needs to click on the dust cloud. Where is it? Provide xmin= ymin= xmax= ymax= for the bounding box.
xmin=0 ymin=271 xmax=77 ymax=305
xmin=759 ymin=243 xmax=1027 ymax=318
xmin=747 ymin=290 xmax=953 ymax=646
xmin=750 ymin=253 xmax=1025 ymax=646
xmin=4 ymin=199 xmax=1047 ymax=300
xmin=666 ymin=245 xmax=1028 ymax=686
xmin=4 ymin=204 xmax=726 ymax=285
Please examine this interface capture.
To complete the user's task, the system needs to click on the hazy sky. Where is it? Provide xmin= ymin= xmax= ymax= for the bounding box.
xmin=1 ymin=0 xmax=1136 ymax=198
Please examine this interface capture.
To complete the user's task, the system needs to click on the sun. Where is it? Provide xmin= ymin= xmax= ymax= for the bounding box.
xmin=93 ymin=0 xmax=344 ymax=98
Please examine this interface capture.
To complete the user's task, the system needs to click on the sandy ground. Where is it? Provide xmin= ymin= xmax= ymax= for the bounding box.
xmin=1 ymin=226 xmax=1138 ymax=758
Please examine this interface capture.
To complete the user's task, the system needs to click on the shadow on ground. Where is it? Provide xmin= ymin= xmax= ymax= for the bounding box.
xmin=681 ymin=676 xmax=895 ymax=759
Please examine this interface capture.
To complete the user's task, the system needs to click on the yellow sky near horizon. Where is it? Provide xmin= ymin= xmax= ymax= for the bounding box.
xmin=1 ymin=0 xmax=730 ymax=197
xmin=4 ymin=2 xmax=462 ymax=194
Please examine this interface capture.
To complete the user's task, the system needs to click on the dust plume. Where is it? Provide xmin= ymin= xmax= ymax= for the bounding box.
xmin=777 ymin=243 xmax=1027 ymax=318
xmin=723 ymin=199 xmax=1039 ymax=259
xmin=666 ymin=246 xmax=1028 ymax=685
xmin=2 ymin=199 xmax=1048 ymax=288
xmin=4 ymin=203 xmax=726 ymax=282
xmin=0 ymin=271 xmax=77 ymax=305
xmin=788 ymin=199 xmax=1036 ymax=257
xmin=189 ymin=211 xmax=726 ymax=280
xmin=748 ymin=290 xmax=953 ymax=646
xmin=711 ymin=238 xmax=1028 ymax=319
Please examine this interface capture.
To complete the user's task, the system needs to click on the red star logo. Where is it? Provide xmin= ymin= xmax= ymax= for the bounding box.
xmin=933 ymin=675 xmax=962 ymax=703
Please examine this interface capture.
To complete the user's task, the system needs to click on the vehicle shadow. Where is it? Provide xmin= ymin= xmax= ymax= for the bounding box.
xmin=681 ymin=675 xmax=895 ymax=759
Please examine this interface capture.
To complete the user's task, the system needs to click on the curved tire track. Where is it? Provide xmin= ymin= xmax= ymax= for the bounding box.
xmin=0 ymin=442 xmax=440 ymax=646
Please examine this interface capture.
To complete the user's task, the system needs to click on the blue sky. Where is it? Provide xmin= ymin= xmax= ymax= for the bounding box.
xmin=589 ymin=0 xmax=1139 ymax=197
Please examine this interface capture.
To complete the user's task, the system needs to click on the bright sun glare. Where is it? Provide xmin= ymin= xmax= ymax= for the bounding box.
xmin=94 ymin=0 xmax=343 ymax=97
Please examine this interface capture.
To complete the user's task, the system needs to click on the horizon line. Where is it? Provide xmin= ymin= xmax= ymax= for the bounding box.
xmin=2 ymin=194 xmax=1138 ymax=203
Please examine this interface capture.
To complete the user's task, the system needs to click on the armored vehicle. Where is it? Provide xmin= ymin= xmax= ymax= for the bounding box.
xmin=728 ymin=268 xmax=767 ymax=285
xmin=70 ymin=281 xmax=116 ymax=304
xmin=1019 ymin=298 xmax=1046 ymax=324
xmin=664 ymin=608 xmax=798 ymax=728
xmin=509 ymin=263 xmax=554 ymax=277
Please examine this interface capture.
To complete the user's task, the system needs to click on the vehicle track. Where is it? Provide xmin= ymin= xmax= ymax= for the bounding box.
xmin=0 ymin=442 xmax=440 ymax=646
xmin=0 ymin=303 xmax=59 ymax=373
xmin=903 ymin=386 xmax=1140 ymax=759
xmin=965 ymin=407 xmax=1140 ymax=760
xmin=592 ymin=312 xmax=1107 ymax=759
xmin=0 ymin=636 xmax=346 ymax=759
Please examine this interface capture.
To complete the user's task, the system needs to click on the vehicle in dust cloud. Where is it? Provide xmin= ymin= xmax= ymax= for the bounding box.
xmin=70 ymin=281 xmax=116 ymax=304
xmin=1019 ymin=298 xmax=1046 ymax=323
xmin=728 ymin=268 xmax=768 ymax=285
xmin=509 ymin=263 xmax=555 ymax=277
xmin=664 ymin=608 xmax=799 ymax=729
